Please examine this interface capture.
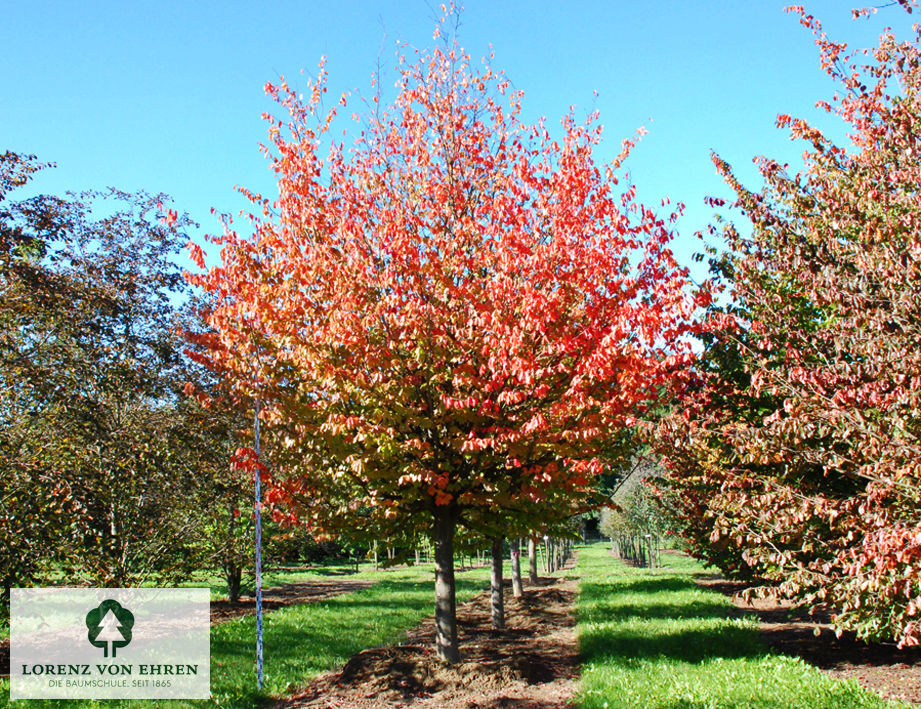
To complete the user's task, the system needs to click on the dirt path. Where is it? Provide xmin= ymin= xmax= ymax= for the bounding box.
xmin=211 ymin=578 xmax=375 ymax=624
xmin=696 ymin=575 xmax=921 ymax=707
xmin=274 ymin=574 xmax=580 ymax=709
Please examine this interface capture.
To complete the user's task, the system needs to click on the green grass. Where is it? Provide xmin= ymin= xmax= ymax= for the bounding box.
xmin=207 ymin=565 xmax=490 ymax=707
xmin=575 ymin=544 xmax=904 ymax=709
xmin=0 ymin=560 xmax=396 ymax=641
xmin=2 ymin=564 xmax=492 ymax=708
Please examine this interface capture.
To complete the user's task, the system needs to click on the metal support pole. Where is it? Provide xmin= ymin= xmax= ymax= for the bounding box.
xmin=254 ymin=399 xmax=264 ymax=690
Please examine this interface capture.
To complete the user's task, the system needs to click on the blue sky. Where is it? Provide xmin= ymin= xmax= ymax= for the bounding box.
xmin=2 ymin=1 xmax=913 ymax=282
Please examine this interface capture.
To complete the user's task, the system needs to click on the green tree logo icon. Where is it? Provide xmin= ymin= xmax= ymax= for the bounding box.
xmin=86 ymin=599 xmax=134 ymax=657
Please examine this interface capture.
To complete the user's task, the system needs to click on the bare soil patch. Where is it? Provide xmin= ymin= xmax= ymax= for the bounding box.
xmin=274 ymin=574 xmax=580 ymax=709
xmin=697 ymin=574 xmax=921 ymax=707
xmin=211 ymin=578 xmax=374 ymax=624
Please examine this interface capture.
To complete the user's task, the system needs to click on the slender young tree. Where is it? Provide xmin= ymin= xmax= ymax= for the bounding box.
xmin=510 ymin=538 xmax=523 ymax=598
xmin=528 ymin=538 xmax=539 ymax=584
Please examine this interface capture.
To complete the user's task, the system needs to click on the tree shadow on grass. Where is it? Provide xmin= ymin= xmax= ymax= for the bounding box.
xmin=579 ymin=576 xmax=733 ymax=621
xmin=597 ymin=575 xmax=703 ymax=594
xmin=580 ymin=620 xmax=764 ymax=665
xmin=579 ymin=577 xmax=765 ymax=666
xmin=581 ymin=599 xmax=738 ymax=624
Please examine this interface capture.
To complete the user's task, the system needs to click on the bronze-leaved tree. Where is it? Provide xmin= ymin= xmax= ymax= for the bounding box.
xmin=0 ymin=151 xmax=230 ymax=593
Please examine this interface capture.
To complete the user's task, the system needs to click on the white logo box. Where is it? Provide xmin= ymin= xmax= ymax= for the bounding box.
xmin=10 ymin=588 xmax=210 ymax=699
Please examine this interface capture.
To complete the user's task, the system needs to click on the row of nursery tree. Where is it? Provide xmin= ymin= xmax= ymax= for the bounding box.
xmin=6 ymin=3 xmax=921 ymax=659
xmin=600 ymin=458 xmax=675 ymax=569
xmin=603 ymin=4 xmax=921 ymax=651
xmin=652 ymin=6 xmax=921 ymax=649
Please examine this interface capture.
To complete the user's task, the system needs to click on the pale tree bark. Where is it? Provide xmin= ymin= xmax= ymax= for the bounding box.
xmin=510 ymin=537 xmax=523 ymax=597
xmin=490 ymin=536 xmax=505 ymax=629
xmin=434 ymin=509 xmax=460 ymax=662
xmin=528 ymin=537 xmax=538 ymax=584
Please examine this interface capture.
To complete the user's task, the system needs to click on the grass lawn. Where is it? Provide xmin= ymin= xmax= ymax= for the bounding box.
xmin=575 ymin=543 xmax=905 ymax=709
xmin=1 ymin=564 xmax=492 ymax=708
xmin=0 ymin=559 xmax=407 ymax=641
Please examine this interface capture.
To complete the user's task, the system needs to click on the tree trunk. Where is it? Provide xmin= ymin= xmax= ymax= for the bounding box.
xmin=224 ymin=499 xmax=242 ymax=603
xmin=528 ymin=537 xmax=538 ymax=584
xmin=490 ymin=536 xmax=505 ymax=629
xmin=225 ymin=563 xmax=242 ymax=603
xmin=510 ymin=537 xmax=523 ymax=597
xmin=434 ymin=509 xmax=460 ymax=663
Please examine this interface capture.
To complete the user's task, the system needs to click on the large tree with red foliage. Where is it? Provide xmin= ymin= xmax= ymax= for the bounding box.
xmin=189 ymin=13 xmax=697 ymax=661
xmin=655 ymin=3 xmax=921 ymax=647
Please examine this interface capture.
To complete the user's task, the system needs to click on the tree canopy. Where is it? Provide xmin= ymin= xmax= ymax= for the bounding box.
xmin=189 ymin=13 xmax=699 ymax=660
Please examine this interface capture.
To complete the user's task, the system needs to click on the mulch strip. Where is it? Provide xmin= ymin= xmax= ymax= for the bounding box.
xmin=274 ymin=574 xmax=580 ymax=709
xmin=211 ymin=578 xmax=375 ymax=624
xmin=696 ymin=574 xmax=921 ymax=707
